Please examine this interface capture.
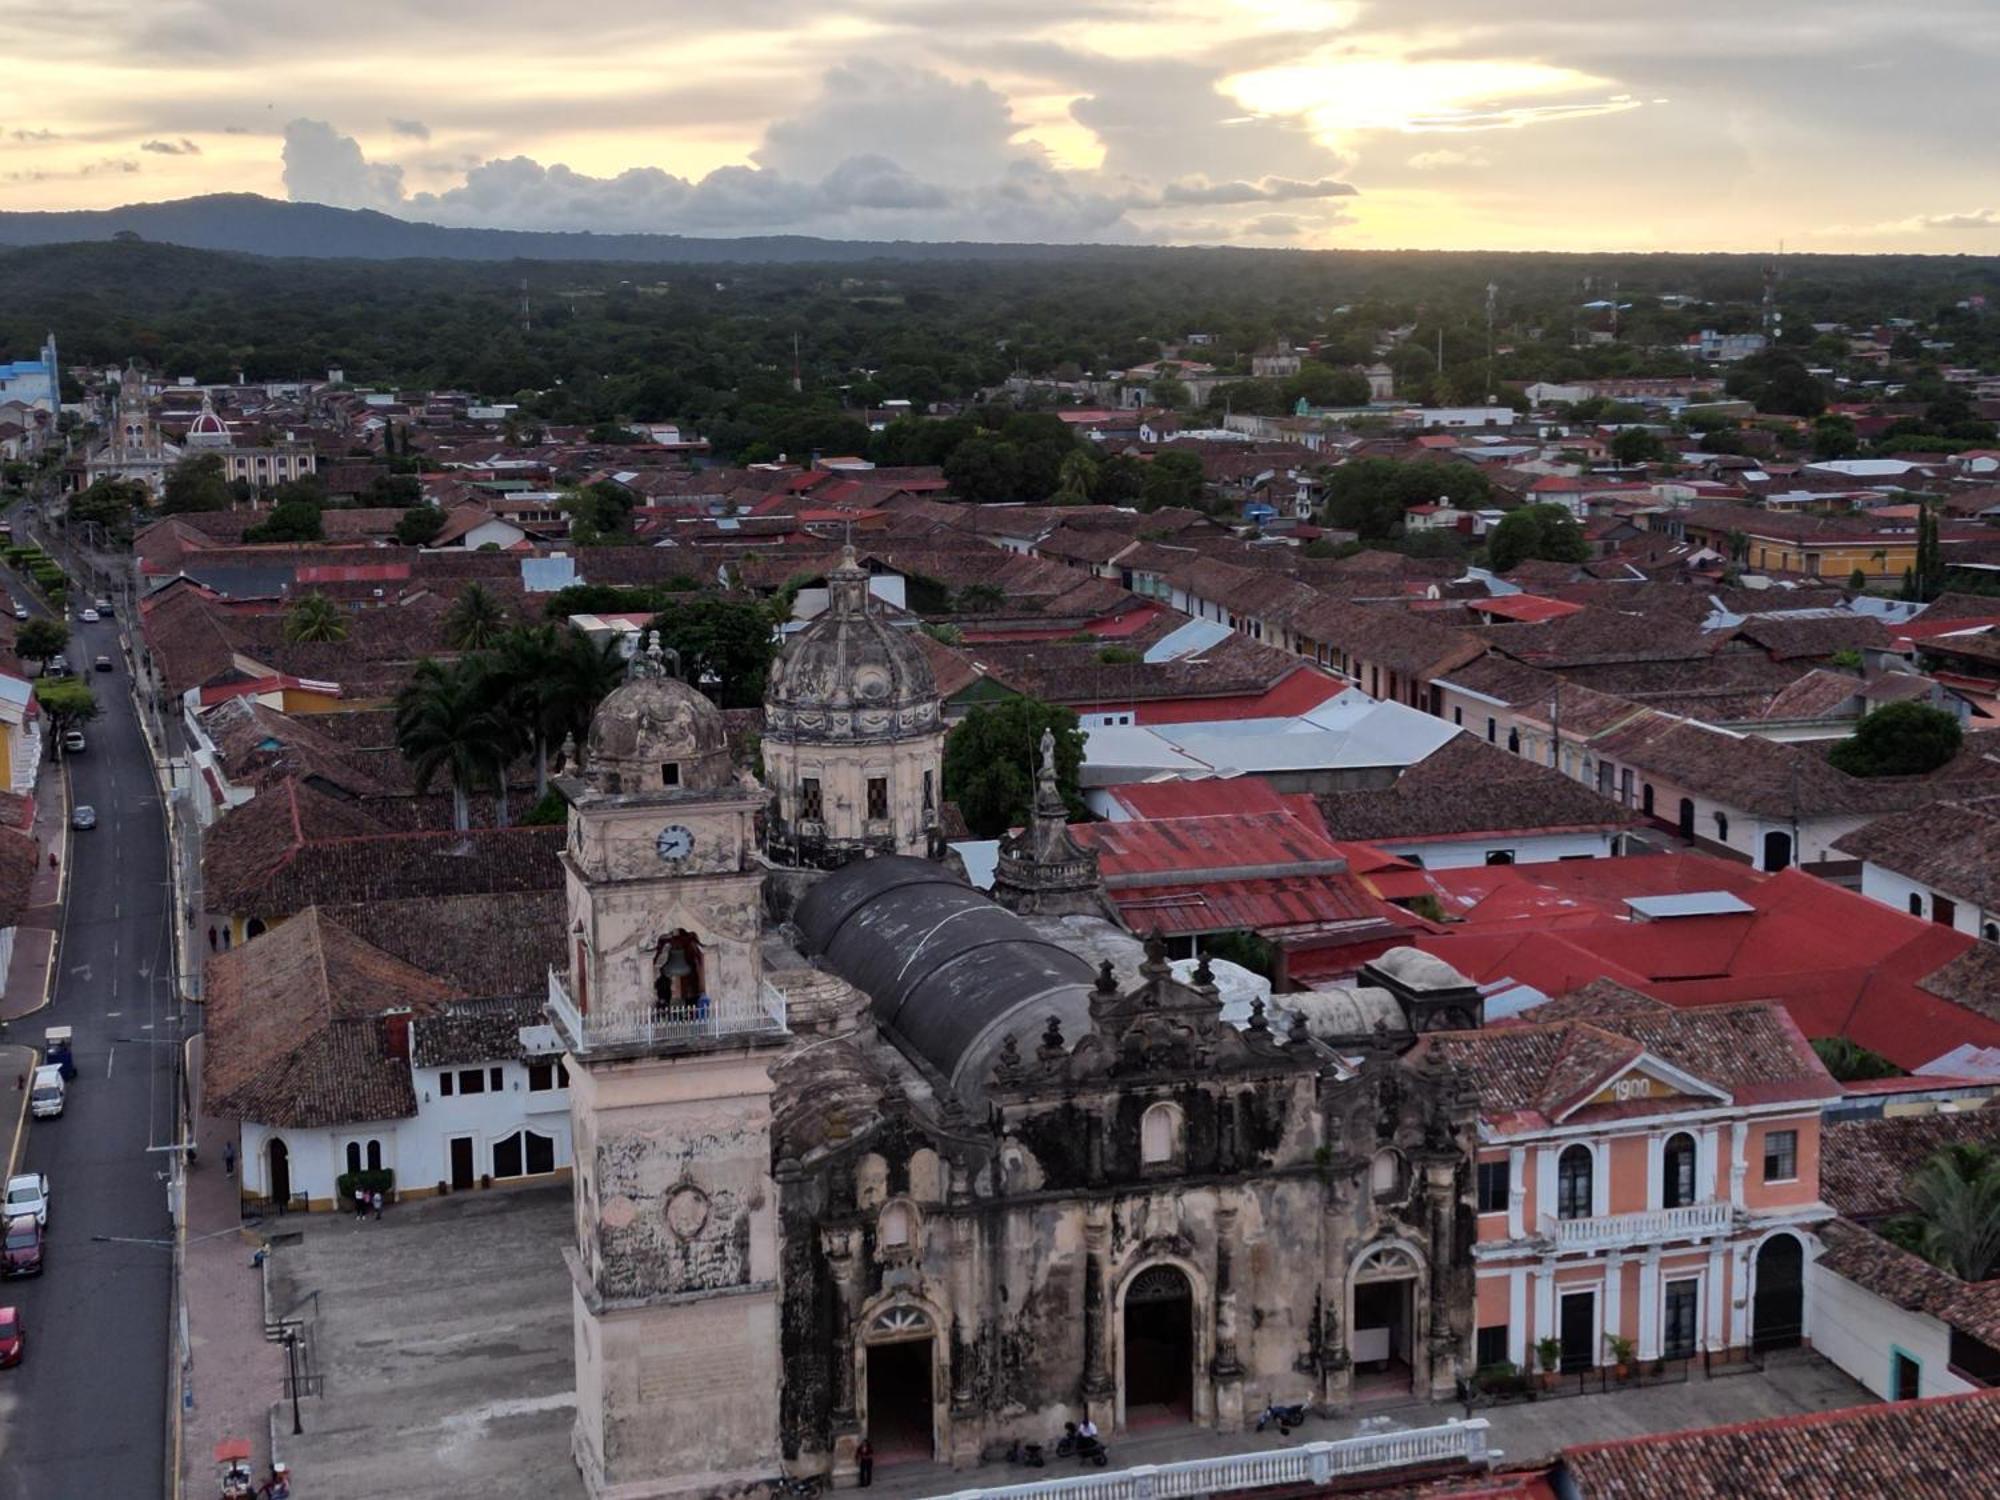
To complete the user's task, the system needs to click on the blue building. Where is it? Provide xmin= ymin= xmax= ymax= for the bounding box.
xmin=0 ymin=333 xmax=60 ymax=413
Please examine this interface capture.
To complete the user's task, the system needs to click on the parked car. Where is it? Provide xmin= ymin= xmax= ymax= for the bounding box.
xmin=62 ymin=730 xmax=84 ymax=755
xmin=78 ymin=608 xmax=98 ymax=623
xmin=46 ymin=655 xmax=68 ymax=676
xmin=3 ymin=1175 xmax=47 ymax=1228
xmin=94 ymin=654 xmax=112 ymax=673
xmin=69 ymin=805 xmax=94 ymax=832
xmin=0 ymin=1306 xmax=22 ymax=1367
xmin=1 ymin=1217 xmax=42 ymax=1279
xmin=9 ymin=604 xmax=24 ymax=621
xmin=29 ymin=1065 xmax=63 ymax=1118
xmin=93 ymin=597 xmax=113 ymax=617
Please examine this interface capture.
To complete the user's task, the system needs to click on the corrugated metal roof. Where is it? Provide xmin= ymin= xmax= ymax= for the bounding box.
xmin=1078 ymin=811 xmax=1346 ymax=878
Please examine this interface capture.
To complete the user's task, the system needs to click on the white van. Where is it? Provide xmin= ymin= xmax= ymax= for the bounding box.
xmin=29 ymin=1066 xmax=63 ymax=1119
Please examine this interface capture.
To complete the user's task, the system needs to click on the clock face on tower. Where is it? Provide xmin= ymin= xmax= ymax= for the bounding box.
xmin=655 ymin=824 xmax=695 ymax=862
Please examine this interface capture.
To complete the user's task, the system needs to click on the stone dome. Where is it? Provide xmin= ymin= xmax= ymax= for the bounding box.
xmin=764 ymin=546 xmax=941 ymax=744
xmin=584 ymin=634 xmax=733 ymax=796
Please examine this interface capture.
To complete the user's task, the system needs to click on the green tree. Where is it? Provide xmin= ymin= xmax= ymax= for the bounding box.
xmin=1810 ymin=1036 xmax=1903 ymax=1082
xmin=643 ymin=596 xmax=777 ymax=709
xmin=395 ymin=656 xmax=522 ymax=830
xmin=1828 ymin=700 xmax=1963 ymax=777
xmin=243 ymin=499 xmax=325 ymax=544
xmin=1140 ymin=449 xmax=1205 ymax=511
xmin=542 ymin=628 xmax=629 ymax=770
xmin=395 ymin=505 xmax=443 ymax=546
xmin=444 ymin=582 xmax=511 ymax=650
xmin=1883 ymin=1145 xmax=2000 ymax=1283
xmin=1609 ymin=428 xmax=1666 ymax=467
xmin=943 ymin=697 xmax=1084 ymax=837
xmin=1323 ymin=458 xmax=1492 ymax=539
xmin=67 ymin=478 xmax=146 ymax=541
xmin=1053 ymin=449 xmax=1097 ymax=505
xmin=1812 ymin=415 xmax=1860 ymax=460
xmin=1847 ymin=568 xmax=1868 ymax=593
xmin=15 ymin=617 xmax=68 ymax=670
xmin=282 ymin=592 xmax=349 ymax=644
xmin=159 ymin=453 xmax=232 ymax=514
xmin=1094 ymin=453 xmax=1145 ymax=506
xmin=34 ymin=677 xmax=99 ymax=755
xmin=1486 ymin=504 xmax=1591 ymax=573
xmin=1285 ymin=363 xmax=1370 ymax=409
xmin=942 ymin=431 xmax=1025 ymax=505
xmin=1149 ymin=376 xmax=1190 ymax=411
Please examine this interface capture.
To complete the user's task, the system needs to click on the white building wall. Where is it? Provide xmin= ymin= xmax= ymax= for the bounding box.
xmin=1857 ymin=861 xmax=1992 ymax=939
xmin=1376 ymin=830 xmax=1619 ymax=869
xmin=1808 ymin=1262 xmax=1976 ymax=1401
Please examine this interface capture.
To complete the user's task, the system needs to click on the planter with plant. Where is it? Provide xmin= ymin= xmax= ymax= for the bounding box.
xmin=1606 ymin=1334 xmax=1634 ymax=1379
xmin=1536 ymin=1337 xmax=1562 ymax=1390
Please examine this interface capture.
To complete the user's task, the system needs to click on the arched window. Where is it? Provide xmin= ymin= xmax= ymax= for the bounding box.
xmin=1642 ymin=784 xmax=1655 ymax=817
xmin=1662 ymin=1132 xmax=1698 ymax=1210
xmin=1983 ymin=921 xmax=1998 ymax=944
xmin=492 ymin=1129 xmax=557 ymax=1179
xmin=1141 ymin=1103 xmax=1182 ymax=1166
xmin=1507 ymin=727 xmax=1521 ymax=754
xmin=652 ymin=931 xmax=703 ymax=1007
xmin=366 ymin=1140 xmax=383 ymax=1172
xmin=1713 ymin=811 xmax=1730 ymax=842
xmin=1557 ymin=1145 xmax=1593 ymax=1220
xmin=1909 ymin=893 xmax=1925 ymax=917
xmin=878 ymin=1201 xmax=915 ymax=1250
xmin=1371 ymin=1149 xmax=1402 ymax=1197
xmin=345 ymin=1141 xmax=361 ymax=1174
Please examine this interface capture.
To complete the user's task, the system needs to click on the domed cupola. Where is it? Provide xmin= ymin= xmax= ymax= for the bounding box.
xmin=185 ymin=394 xmax=230 ymax=448
xmin=584 ymin=632 xmax=734 ymax=797
xmin=764 ymin=546 xmax=947 ymax=870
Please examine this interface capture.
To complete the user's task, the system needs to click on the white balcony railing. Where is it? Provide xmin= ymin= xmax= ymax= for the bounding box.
xmin=928 ymin=1421 xmax=1491 ymax=1500
xmin=547 ymin=967 xmax=787 ymax=1054
xmin=1542 ymin=1199 xmax=1733 ymax=1253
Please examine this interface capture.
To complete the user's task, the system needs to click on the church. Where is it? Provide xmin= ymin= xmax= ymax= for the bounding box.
xmin=548 ymin=549 xmax=1483 ymax=1500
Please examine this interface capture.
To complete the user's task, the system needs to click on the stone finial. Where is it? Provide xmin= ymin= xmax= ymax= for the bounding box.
xmin=993 ymin=1032 xmax=1024 ymax=1083
xmin=558 ymin=730 xmax=578 ymax=772
xmin=1038 ymin=1014 xmax=1066 ymax=1060
xmin=1095 ymin=958 xmax=1118 ymax=995
xmin=1247 ymin=996 xmax=1271 ymax=1035
xmin=1142 ymin=928 xmax=1169 ymax=977
xmin=1193 ymin=951 xmax=1215 ymax=988
xmin=1287 ymin=1008 xmax=1311 ymax=1047
xmin=629 ymin=629 xmax=667 ymax=681
xmin=1038 ymin=726 xmax=1057 ymax=778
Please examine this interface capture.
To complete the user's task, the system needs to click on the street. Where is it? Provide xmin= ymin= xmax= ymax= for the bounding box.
xmin=0 ymin=527 xmax=176 ymax=1499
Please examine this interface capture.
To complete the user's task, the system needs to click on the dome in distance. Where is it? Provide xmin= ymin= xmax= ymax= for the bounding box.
xmin=584 ymin=633 xmax=733 ymax=796
xmin=764 ymin=546 xmax=940 ymax=745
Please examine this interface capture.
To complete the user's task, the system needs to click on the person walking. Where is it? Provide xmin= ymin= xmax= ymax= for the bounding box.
xmin=856 ymin=1440 xmax=874 ymax=1488
xmin=223 ymin=1140 xmax=236 ymax=1179
xmin=353 ymin=1185 xmax=368 ymax=1220
xmin=371 ymin=1189 xmax=384 ymax=1220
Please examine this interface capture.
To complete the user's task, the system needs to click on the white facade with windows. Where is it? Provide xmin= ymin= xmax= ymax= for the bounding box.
xmin=1808 ymin=1258 xmax=1977 ymax=1402
xmin=1853 ymin=861 xmax=1997 ymax=942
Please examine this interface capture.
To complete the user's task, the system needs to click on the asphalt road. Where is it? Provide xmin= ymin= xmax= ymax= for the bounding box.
xmin=0 ymin=537 xmax=177 ymax=1498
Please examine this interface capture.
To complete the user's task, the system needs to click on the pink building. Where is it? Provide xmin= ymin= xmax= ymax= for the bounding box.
xmin=1408 ymin=982 xmax=1838 ymax=1378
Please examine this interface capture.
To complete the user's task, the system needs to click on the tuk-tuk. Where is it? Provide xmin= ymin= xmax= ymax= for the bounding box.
xmin=43 ymin=1027 xmax=74 ymax=1082
xmin=215 ymin=1438 xmax=255 ymax=1497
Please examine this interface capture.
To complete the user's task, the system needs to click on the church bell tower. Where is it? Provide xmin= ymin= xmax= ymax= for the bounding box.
xmin=552 ymin=635 xmax=789 ymax=1499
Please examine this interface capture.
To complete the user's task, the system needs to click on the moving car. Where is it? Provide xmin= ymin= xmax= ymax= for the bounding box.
xmin=94 ymin=654 xmax=113 ymax=673
xmin=29 ymin=1066 xmax=63 ymax=1118
xmin=70 ymin=804 xmax=95 ymax=831
xmin=10 ymin=604 xmax=25 ymax=621
xmin=0 ymin=1306 xmax=22 ymax=1367
xmin=78 ymin=608 xmax=98 ymax=623
xmin=1 ymin=1217 xmax=42 ymax=1279
xmin=62 ymin=729 xmax=84 ymax=755
xmin=93 ymin=597 xmax=113 ymax=617
xmin=3 ymin=1175 xmax=47 ymax=1228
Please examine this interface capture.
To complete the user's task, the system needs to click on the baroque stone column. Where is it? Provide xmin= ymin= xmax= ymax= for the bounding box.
xmin=823 ymin=1226 xmax=865 ymax=1482
xmin=1318 ymin=1169 xmax=1356 ymax=1409
xmin=1081 ymin=1200 xmax=1116 ymax=1426
xmin=1423 ymin=1159 xmax=1461 ymax=1400
xmin=1210 ymin=1193 xmax=1246 ymax=1430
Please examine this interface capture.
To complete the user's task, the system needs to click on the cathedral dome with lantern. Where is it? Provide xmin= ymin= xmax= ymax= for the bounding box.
xmin=764 ymin=546 xmax=940 ymax=745
xmin=584 ymin=632 xmax=734 ymax=796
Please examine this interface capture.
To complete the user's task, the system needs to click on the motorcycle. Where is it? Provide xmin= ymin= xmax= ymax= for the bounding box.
xmin=1007 ymin=1439 xmax=1046 ymax=1468
xmin=1256 ymin=1401 xmax=1308 ymax=1434
xmin=1055 ymin=1424 xmax=1109 ymax=1467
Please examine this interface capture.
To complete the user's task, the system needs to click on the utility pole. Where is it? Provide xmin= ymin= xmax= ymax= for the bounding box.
xmin=1485 ymin=282 xmax=1498 ymax=402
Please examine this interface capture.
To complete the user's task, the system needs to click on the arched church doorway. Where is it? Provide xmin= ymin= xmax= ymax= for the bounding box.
xmin=1351 ymin=1244 xmax=1421 ymax=1397
xmin=652 ymin=931 xmax=704 ymax=1012
xmin=1762 ymin=830 xmax=1793 ymax=872
xmin=1123 ymin=1264 xmax=1194 ymax=1425
xmin=1752 ymin=1234 xmax=1804 ymax=1352
xmin=863 ymin=1306 xmax=935 ymax=1466
xmin=267 ymin=1138 xmax=291 ymax=1212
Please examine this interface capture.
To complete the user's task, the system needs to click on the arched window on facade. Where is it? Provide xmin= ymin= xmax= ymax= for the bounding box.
xmin=345 ymin=1141 xmax=362 ymax=1174
xmin=1713 ymin=811 xmax=1730 ymax=842
xmin=1557 ymin=1144 xmax=1594 ymax=1220
xmin=1662 ymin=1132 xmax=1698 ymax=1210
xmin=1910 ymin=893 xmax=1925 ymax=918
xmin=1371 ymin=1149 xmax=1402 ymax=1197
xmin=878 ymin=1201 xmax=915 ymax=1251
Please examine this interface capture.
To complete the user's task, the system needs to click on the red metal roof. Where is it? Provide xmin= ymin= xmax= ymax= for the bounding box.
xmin=1101 ymin=778 xmax=1328 ymax=833
xmin=1468 ymin=595 xmax=1586 ymax=624
xmin=1080 ymin=663 xmax=1343 ymax=726
xmin=1112 ymin=875 xmax=1398 ymax=937
xmin=1076 ymin=810 xmax=1347 ymax=877
xmin=295 ymin=563 xmax=411 ymax=584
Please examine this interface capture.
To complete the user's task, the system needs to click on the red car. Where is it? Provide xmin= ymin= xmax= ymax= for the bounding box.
xmin=0 ymin=1306 xmax=22 ymax=1366
xmin=2 ymin=1216 xmax=41 ymax=1278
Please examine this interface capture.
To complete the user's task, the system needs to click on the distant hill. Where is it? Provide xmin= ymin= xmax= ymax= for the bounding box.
xmin=0 ymin=193 xmax=1148 ymax=264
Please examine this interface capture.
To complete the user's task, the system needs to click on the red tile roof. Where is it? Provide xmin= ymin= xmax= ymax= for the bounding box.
xmin=1467 ymin=595 xmax=1586 ymax=625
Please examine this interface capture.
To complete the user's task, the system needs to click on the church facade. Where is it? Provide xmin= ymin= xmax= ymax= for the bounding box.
xmin=549 ymin=587 xmax=1484 ymax=1500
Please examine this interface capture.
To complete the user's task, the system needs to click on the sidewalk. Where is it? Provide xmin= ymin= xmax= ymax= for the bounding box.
xmin=1 ymin=1042 xmax=33 ymax=1176
xmin=179 ymin=1043 xmax=283 ymax=1495
xmin=1 ymin=760 xmax=67 ymax=1025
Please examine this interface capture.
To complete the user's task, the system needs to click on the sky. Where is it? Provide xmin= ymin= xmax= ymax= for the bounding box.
xmin=4 ymin=0 xmax=2000 ymax=251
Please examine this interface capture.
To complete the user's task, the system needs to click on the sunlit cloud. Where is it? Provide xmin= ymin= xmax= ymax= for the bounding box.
xmin=1223 ymin=50 xmax=1637 ymax=138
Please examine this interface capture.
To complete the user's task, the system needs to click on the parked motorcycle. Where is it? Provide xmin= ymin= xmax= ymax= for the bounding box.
xmin=1007 ymin=1439 xmax=1046 ymax=1468
xmin=1055 ymin=1424 xmax=1109 ymax=1467
xmin=1256 ymin=1401 xmax=1308 ymax=1434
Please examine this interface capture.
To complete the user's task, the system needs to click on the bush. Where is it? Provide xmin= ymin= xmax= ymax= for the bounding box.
xmin=1474 ymin=1361 xmax=1526 ymax=1395
xmin=334 ymin=1168 xmax=396 ymax=1203
xmin=1828 ymin=701 xmax=1962 ymax=778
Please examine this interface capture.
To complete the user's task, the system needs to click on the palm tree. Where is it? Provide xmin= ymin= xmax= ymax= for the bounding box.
xmin=540 ymin=628 xmax=628 ymax=769
xmin=1053 ymin=449 xmax=1096 ymax=505
xmin=395 ymin=657 xmax=519 ymax=830
xmin=444 ymin=582 xmax=509 ymax=651
xmin=283 ymin=592 xmax=348 ymax=644
xmin=1888 ymin=1144 xmax=2000 ymax=1283
xmin=493 ymin=624 xmax=565 ymax=797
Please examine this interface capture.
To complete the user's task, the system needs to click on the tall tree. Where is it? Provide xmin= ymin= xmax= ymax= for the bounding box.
xmin=444 ymin=581 xmax=511 ymax=650
xmin=1886 ymin=1145 xmax=2000 ymax=1283
xmin=34 ymin=678 xmax=99 ymax=757
xmin=394 ymin=656 xmax=520 ymax=830
xmin=943 ymin=697 xmax=1085 ymax=837
xmin=282 ymin=592 xmax=348 ymax=644
xmin=1486 ymin=504 xmax=1591 ymax=572
xmin=159 ymin=454 xmax=232 ymax=514
xmin=15 ymin=617 xmax=68 ymax=671
xmin=1053 ymin=449 xmax=1097 ymax=505
xmin=644 ymin=596 xmax=778 ymax=709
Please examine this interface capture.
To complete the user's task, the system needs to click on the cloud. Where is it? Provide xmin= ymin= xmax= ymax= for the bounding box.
xmin=389 ymin=118 xmax=431 ymax=140
xmin=1406 ymin=148 xmax=1488 ymax=170
xmin=1153 ymin=175 xmax=1355 ymax=206
xmin=9 ymin=128 xmax=60 ymax=143
xmin=1919 ymin=209 xmax=2000 ymax=231
xmin=4 ymin=157 xmax=140 ymax=183
xmin=141 ymin=137 xmax=202 ymax=155
xmin=1244 ymin=214 xmax=1306 ymax=237
xmin=281 ymin=118 xmax=405 ymax=210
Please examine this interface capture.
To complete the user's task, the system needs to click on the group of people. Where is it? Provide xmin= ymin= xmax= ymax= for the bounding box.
xmin=352 ymin=1187 xmax=385 ymax=1220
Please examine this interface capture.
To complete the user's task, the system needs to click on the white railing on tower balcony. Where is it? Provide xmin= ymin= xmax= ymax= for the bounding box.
xmin=926 ymin=1420 xmax=1492 ymax=1500
xmin=1541 ymin=1199 xmax=1733 ymax=1253
xmin=546 ymin=967 xmax=787 ymax=1053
